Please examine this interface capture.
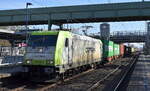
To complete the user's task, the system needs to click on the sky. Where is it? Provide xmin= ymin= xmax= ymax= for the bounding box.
xmin=0 ymin=0 xmax=148 ymax=47
xmin=0 ymin=0 xmax=143 ymax=9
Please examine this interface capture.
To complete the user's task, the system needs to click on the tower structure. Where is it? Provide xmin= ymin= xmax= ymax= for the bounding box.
xmin=100 ymin=23 xmax=110 ymax=40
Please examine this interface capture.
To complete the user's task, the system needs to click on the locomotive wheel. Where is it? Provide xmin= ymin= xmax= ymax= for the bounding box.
xmin=91 ymin=64 xmax=94 ymax=69
xmin=91 ymin=63 xmax=97 ymax=69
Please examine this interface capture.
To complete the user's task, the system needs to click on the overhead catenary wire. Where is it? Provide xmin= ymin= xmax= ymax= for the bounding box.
xmin=65 ymin=17 xmax=93 ymax=35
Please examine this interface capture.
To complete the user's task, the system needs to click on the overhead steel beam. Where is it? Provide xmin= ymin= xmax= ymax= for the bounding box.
xmin=91 ymin=34 xmax=146 ymax=43
xmin=0 ymin=2 xmax=150 ymax=26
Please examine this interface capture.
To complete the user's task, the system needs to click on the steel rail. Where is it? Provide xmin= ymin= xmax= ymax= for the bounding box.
xmin=87 ymin=64 xmax=122 ymax=91
xmin=37 ymin=69 xmax=94 ymax=91
xmin=7 ymin=68 xmax=94 ymax=91
xmin=87 ymin=55 xmax=137 ymax=91
xmin=113 ymin=54 xmax=139 ymax=91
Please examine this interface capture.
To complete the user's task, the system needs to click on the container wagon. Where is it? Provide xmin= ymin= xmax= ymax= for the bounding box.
xmin=23 ymin=31 xmax=103 ymax=79
xmin=113 ymin=43 xmax=120 ymax=59
xmin=124 ymin=46 xmax=132 ymax=57
xmin=120 ymin=44 xmax=125 ymax=57
xmin=102 ymin=40 xmax=114 ymax=63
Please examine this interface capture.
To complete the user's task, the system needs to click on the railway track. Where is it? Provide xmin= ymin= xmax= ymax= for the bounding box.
xmin=0 ymin=66 xmax=94 ymax=91
xmin=87 ymin=65 xmax=122 ymax=91
xmin=88 ymin=54 xmax=139 ymax=91
xmin=37 ymin=57 xmax=133 ymax=91
xmin=91 ymin=54 xmax=139 ymax=91
xmin=0 ymin=76 xmax=30 ymax=91
xmin=0 ymin=55 xmax=137 ymax=91
xmin=113 ymin=54 xmax=139 ymax=91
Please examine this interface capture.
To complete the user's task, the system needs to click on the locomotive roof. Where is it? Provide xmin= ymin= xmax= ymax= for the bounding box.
xmin=31 ymin=31 xmax=60 ymax=35
xmin=30 ymin=31 xmax=102 ymax=43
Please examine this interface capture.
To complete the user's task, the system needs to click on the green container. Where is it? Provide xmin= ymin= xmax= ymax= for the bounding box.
xmin=102 ymin=40 xmax=114 ymax=58
xmin=113 ymin=43 xmax=120 ymax=56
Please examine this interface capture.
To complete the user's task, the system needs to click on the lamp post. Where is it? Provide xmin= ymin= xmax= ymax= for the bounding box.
xmin=26 ymin=2 xmax=32 ymax=31
xmin=25 ymin=2 xmax=32 ymax=44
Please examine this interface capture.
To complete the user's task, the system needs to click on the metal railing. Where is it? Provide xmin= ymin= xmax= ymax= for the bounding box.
xmin=110 ymin=31 xmax=146 ymax=37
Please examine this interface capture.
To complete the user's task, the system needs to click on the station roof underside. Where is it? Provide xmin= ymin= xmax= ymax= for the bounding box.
xmin=0 ymin=32 xmax=25 ymax=41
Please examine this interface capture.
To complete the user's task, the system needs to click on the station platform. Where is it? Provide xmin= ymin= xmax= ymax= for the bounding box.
xmin=125 ymin=55 xmax=150 ymax=91
xmin=0 ymin=56 xmax=24 ymax=74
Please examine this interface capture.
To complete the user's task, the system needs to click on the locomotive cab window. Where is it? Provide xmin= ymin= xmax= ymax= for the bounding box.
xmin=65 ymin=38 xmax=69 ymax=47
xmin=28 ymin=35 xmax=58 ymax=47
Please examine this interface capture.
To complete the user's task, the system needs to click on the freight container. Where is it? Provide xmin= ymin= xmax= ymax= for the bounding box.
xmin=102 ymin=40 xmax=114 ymax=62
xmin=113 ymin=43 xmax=120 ymax=58
xmin=120 ymin=44 xmax=125 ymax=57
xmin=131 ymin=47 xmax=135 ymax=53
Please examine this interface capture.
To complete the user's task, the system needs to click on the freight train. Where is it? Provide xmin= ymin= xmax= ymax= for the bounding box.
xmin=23 ymin=31 xmax=136 ymax=79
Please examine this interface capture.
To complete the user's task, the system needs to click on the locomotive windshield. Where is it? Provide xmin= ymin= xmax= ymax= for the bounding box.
xmin=28 ymin=35 xmax=58 ymax=47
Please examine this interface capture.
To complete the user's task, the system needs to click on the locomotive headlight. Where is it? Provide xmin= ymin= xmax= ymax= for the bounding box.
xmin=50 ymin=61 xmax=53 ymax=64
xmin=26 ymin=60 xmax=32 ymax=64
xmin=47 ymin=60 xmax=53 ymax=64
xmin=27 ymin=60 xmax=30 ymax=63
xmin=38 ymin=48 xmax=44 ymax=52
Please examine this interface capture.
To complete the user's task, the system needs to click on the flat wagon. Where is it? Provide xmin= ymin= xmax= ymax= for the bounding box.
xmin=102 ymin=40 xmax=114 ymax=62
xmin=113 ymin=43 xmax=120 ymax=59
xmin=120 ymin=44 xmax=125 ymax=57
